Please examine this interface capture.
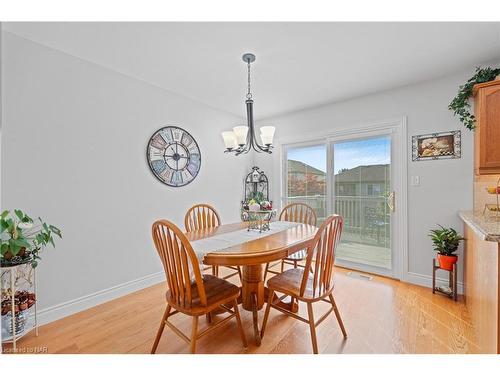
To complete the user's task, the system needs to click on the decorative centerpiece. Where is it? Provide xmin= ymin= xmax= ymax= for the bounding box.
xmin=242 ymin=199 xmax=276 ymax=233
xmin=240 ymin=167 xmax=276 ymax=232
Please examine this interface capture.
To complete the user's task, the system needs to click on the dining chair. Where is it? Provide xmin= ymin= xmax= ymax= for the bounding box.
xmin=260 ymin=214 xmax=347 ymax=354
xmin=150 ymin=219 xmax=247 ymax=354
xmin=264 ymin=203 xmax=317 ymax=280
xmin=184 ymin=203 xmax=242 ymax=281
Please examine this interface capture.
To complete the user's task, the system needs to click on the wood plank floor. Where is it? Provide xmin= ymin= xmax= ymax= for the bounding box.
xmin=2 ymin=265 xmax=480 ymax=354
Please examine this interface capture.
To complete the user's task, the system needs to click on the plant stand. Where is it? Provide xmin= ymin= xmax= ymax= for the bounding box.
xmin=1 ymin=262 xmax=38 ymax=351
xmin=432 ymin=258 xmax=458 ymax=301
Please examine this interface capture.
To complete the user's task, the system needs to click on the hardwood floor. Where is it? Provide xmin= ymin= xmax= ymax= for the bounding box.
xmin=2 ymin=265 xmax=480 ymax=354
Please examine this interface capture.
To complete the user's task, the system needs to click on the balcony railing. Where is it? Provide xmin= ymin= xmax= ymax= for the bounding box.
xmin=282 ymin=195 xmax=390 ymax=246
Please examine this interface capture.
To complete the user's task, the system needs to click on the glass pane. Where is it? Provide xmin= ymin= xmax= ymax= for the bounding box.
xmin=285 ymin=144 xmax=327 ymax=224
xmin=333 ymin=136 xmax=391 ymax=270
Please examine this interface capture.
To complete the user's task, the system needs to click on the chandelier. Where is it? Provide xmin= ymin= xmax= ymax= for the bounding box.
xmin=221 ymin=53 xmax=275 ymax=155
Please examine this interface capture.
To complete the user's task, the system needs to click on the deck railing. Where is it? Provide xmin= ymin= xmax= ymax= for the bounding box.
xmin=282 ymin=195 xmax=390 ymax=246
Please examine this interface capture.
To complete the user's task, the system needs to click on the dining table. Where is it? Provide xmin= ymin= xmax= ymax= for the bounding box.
xmin=186 ymin=220 xmax=317 ymax=345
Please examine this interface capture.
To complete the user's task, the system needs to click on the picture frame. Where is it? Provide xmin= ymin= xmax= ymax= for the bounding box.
xmin=412 ymin=130 xmax=461 ymax=161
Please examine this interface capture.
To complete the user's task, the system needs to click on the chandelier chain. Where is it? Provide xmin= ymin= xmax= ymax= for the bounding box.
xmin=246 ymin=61 xmax=252 ymax=100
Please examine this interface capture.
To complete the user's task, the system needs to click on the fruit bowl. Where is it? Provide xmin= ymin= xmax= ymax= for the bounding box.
xmin=486 ymin=186 xmax=500 ymax=194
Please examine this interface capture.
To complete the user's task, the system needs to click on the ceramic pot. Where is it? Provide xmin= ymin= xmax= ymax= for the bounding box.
xmin=437 ymin=254 xmax=458 ymax=271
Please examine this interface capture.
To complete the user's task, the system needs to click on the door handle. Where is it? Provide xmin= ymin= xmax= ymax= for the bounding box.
xmin=387 ymin=191 xmax=395 ymax=212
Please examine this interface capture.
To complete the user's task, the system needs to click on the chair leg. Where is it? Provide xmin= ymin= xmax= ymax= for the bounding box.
xmin=329 ymin=293 xmax=347 ymax=339
xmin=206 ymin=312 xmax=212 ymax=324
xmin=212 ymin=266 xmax=216 ymax=276
xmin=190 ymin=316 xmax=199 ymax=354
xmin=237 ymin=266 xmax=242 ymax=283
xmin=260 ymin=289 xmax=275 ymax=339
xmin=232 ymin=300 xmax=248 ymax=348
xmin=151 ymin=304 xmax=171 ymax=354
xmin=293 ymin=260 xmax=298 ymax=269
xmin=281 ymin=260 xmax=285 ymax=273
xmin=264 ymin=263 xmax=269 ymax=281
xmin=306 ymin=302 xmax=319 ymax=354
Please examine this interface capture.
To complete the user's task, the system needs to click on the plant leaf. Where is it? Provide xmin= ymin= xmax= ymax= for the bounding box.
xmin=14 ymin=209 xmax=24 ymax=221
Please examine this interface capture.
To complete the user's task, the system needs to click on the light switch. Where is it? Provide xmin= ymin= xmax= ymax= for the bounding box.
xmin=411 ymin=175 xmax=420 ymax=186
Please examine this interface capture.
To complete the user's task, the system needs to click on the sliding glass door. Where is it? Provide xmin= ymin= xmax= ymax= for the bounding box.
xmin=283 ymin=128 xmax=400 ymax=278
xmin=332 ymin=136 xmax=392 ymax=275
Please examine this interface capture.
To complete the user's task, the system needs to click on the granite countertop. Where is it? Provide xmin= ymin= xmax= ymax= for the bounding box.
xmin=459 ymin=211 xmax=500 ymax=242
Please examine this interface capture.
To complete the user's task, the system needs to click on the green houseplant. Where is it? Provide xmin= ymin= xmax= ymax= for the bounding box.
xmin=429 ymin=225 xmax=464 ymax=271
xmin=449 ymin=66 xmax=500 ymax=130
xmin=0 ymin=209 xmax=62 ymax=268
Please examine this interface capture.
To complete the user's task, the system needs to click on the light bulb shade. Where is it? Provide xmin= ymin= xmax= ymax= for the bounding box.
xmin=259 ymin=126 xmax=275 ymax=145
xmin=221 ymin=131 xmax=237 ymax=149
xmin=233 ymin=126 xmax=249 ymax=145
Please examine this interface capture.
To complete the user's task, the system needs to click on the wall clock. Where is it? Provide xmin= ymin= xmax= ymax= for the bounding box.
xmin=147 ymin=126 xmax=201 ymax=187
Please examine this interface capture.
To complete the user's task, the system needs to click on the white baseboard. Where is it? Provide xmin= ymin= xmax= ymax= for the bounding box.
xmin=405 ymin=271 xmax=464 ymax=295
xmin=35 ymin=269 xmax=461 ymax=328
xmin=37 ymin=271 xmax=165 ymax=326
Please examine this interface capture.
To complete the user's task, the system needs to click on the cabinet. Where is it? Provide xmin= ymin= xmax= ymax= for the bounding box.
xmin=474 ymin=80 xmax=500 ymax=175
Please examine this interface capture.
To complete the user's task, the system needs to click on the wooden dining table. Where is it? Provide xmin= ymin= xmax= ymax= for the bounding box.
xmin=185 ymin=221 xmax=317 ymax=345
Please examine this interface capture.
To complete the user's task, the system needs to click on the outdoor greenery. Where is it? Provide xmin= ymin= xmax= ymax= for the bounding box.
xmin=429 ymin=225 xmax=464 ymax=256
xmin=0 ymin=209 xmax=62 ymax=267
xmin=287 ymin=174 xmax=326 ymax=197
xmin=449 ymin=66 xmax=500 ymax=130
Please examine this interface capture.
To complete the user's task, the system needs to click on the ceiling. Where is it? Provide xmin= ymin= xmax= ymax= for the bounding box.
xmin=3 ymin=22 xmax=500 ymax=120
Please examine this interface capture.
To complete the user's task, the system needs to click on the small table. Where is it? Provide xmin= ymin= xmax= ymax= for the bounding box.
xmin=432 ymin=259 xmax=458 ymax=301
xmin=186 ymin=221 xmax=317 ymax=345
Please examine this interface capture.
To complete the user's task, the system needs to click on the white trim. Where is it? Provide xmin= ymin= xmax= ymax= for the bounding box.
xmin=280 ymin=116 xmax=408 ymax=281
xmin=37 ymin=271 xmax=165 ymax=326
xmin=406 ymin=271 xmax=464 ymax=295
xmin=278 ymin=117 xmax=406 ymax=146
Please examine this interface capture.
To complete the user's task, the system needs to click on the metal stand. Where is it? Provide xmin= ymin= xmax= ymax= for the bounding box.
xmin=1 ymin=262 xmax=38 ymax=351
xmin=432 ymin=259 xmax=458 ymax=301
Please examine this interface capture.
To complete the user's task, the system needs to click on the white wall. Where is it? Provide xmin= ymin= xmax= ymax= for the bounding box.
xmin=255 ymin=65 xmax=499 ymax=287
xmin=1 ymin=32 xmax=251 ymax=323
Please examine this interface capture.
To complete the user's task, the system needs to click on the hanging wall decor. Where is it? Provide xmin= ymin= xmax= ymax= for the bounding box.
xmin=147 ymin=126 xmax=201 ymax=187
xmin=412 ymin=130 xmax=461 ymax=161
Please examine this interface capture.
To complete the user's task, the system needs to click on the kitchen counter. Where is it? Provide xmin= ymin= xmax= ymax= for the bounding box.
xmin=460 ymin=211 xmax=500 ymax=353
xmin=459 ymin=211 xmax=500 ymax=242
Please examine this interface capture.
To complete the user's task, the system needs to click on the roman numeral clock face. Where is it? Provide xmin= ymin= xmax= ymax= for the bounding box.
xmin=147 ymin=126 xmax=201 ymax=187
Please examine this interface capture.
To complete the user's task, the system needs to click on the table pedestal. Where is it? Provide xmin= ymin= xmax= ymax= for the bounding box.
xmin=240 ymin=264 xmax=298 ymax=346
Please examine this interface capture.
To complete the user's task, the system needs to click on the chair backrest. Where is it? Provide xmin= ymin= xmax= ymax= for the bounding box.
xmin=152 ymin=219 xmax=207 ymax=307
xmin=184 ymin=204 xmax=221 ymax=232
xmin=279 ymin=203 xmax=317 ymax=226
xmin=300 ymin=215 xmax=343 ymax=298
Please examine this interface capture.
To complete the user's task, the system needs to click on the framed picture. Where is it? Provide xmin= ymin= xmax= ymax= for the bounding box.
xmin=412 ymin=130 xmax=461 ymax=161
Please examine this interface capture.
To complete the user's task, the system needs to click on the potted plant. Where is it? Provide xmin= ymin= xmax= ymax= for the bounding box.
xmin=0 ymin=209 xmax=62 ymax=268
xmin=449 ymin=66 xmax=500 ymax=130
xmin=429 ymin=225 xmax=464 ymax=271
